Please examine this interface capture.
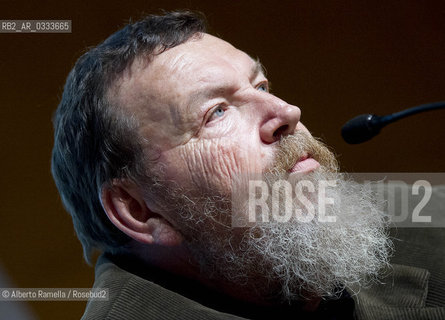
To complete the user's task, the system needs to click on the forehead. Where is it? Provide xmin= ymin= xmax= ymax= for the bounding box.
xmin=155 ymin=33 xmax=255 ymax=77
xmin=136 ymin=34 xmax=256 ymax=93
xmin=114 ymin=33 xmax=256 ymax=102
xmin=110 ymin=34 xmax=259 ymax=148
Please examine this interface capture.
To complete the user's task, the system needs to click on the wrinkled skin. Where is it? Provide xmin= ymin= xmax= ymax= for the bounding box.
xmin=103 ymin=33 xmax=390 ymax=306
xmin=113 ymin=33 xmax=308 ymax=203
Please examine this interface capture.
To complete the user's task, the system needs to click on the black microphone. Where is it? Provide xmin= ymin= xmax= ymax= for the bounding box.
xmin=341 ymin=101 xmax=445 ymax=144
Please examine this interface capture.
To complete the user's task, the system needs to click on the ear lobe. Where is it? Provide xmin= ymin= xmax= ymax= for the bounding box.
xmin=100 ymin=180 xmax=182 ymax=246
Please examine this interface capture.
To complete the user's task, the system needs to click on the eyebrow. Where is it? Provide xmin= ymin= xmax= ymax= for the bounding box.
xmin=186 ymin=58 xmax=267 ymax=118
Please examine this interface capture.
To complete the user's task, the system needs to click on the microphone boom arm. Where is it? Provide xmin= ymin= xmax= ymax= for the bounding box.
xmin=380 ymin=101 xmax=445 ymax=126
xmin=341 ymin=101 xmax=445 ymax=144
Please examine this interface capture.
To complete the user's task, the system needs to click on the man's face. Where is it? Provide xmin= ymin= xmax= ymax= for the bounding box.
xmin=114 ymin=33 xmax=318 ymax=199
xmin=111 ymin=33 xmax=390 ymax=301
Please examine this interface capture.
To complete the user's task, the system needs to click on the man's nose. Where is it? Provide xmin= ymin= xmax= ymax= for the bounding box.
xmin=259 ymin=99 xmax=301 ymax=144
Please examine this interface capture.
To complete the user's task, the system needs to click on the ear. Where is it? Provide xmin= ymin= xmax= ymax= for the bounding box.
xmin=100 ymin=180 xmax=182 ymax=246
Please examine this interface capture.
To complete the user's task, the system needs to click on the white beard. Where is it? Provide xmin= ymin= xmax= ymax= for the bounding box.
xmin=147 ymin=133 xmax=392 ymax=302
xmin=178 ymin=171 xmax=391 ymax=302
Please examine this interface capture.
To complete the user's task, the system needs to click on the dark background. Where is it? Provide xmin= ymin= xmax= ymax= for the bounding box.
xmin=0 ymin=0 xmax=444 ymax=319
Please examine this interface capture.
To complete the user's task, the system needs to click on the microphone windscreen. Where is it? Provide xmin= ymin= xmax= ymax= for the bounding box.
xmin=341 ymin=114 xmax=381 ymax=144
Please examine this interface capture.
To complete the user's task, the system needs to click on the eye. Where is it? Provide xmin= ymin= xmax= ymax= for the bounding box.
xmin=257 ymin=82 xmax=268 ymax=92
xmin=214 ymin=107 xmax=225 ymax=117
xmin=207 ymin=105 xmax=226 ymax=123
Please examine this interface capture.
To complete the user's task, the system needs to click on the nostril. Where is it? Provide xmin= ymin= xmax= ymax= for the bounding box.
xmin=273 ymin=125 xmax=289 ymax=139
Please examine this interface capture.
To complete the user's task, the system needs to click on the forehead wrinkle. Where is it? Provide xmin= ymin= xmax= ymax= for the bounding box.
xmin=185 ymin=61 xmax=266 ymax=120
xmin=167 ymin=51 xmax=191 ymax=75
xmin=185 ymin=60 xmax=265 ymax=115
xmin=185 ymin=68 xmax=236 ymax=114
xmin=160 ymin=51 xmax=213 ymax=123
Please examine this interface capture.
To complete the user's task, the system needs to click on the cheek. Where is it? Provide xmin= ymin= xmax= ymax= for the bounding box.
xmin=162 ymin=139 xmax=264 ymax=195
xmin=183 ymin=140 xmax=246 ymax=194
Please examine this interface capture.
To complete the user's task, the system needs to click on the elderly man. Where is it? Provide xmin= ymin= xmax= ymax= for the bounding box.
xmin=51 ymin=11 xmax=443 ymax=319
